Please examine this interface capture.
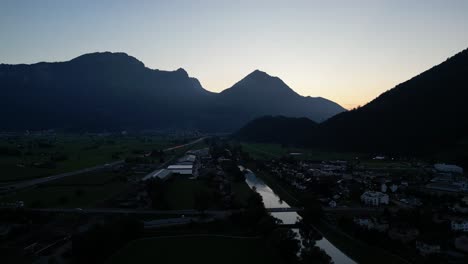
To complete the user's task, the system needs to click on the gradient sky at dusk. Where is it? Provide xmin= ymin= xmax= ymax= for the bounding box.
xmin=1 ymin=0 xmax=468 ymax=109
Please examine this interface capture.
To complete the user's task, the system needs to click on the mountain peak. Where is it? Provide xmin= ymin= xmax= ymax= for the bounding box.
xmin=175 ymin=67 xmax=189 ymax=77
xmin=70 ymin=52 xmax=145 ymax=68
xmin=224 ymin=69 xmax=296 ymax=97
xmin=245 ymin=69 xmax=271 ymax=79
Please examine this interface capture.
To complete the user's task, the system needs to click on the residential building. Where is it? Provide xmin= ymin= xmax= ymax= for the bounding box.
xmin=434 ymin=163 xmax=463 ymax=174
xmin=416 ymin=241 xmax=441 ymax=256
xmin=381 ymin=183 xmax=387 ymax=193
xmin=451 ymin=220 xmax=468 ymax=232
xmin=390 ymin=184 xmax=398 ymax=193
xmin=361 ymin=191 xmax=389 ymax=206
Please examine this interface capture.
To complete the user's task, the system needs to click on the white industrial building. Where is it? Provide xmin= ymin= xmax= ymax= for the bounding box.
xmin=167 ymin=164 xmax=193 ymax=175
xmin=142 ymin=169 xmax=172 ymax=182
xmin=361 ymin=191 xmax=389 ymax=206
xmin=177 ymin=154 xmax=196 ymax=165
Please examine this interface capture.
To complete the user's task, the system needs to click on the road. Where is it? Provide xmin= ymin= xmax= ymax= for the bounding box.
xmin=163 ymin=137 xmax=206 ymax=152
xmin=266 ymin=207 xmax=303 ymax=212
xmin=1 ymin=207 xmax=301 ymax=216
xmin=144 ymin=217 xmax=197 ymax=228
xmin=143 ymin=217 xmax=218 ymax=229
xmin=323 ymin=206 xmax=384 ymax=214
xmin=2 ymin=137 xmax=207 ymax=192
xmin=2 ymin=160 xmax=124 ymax=191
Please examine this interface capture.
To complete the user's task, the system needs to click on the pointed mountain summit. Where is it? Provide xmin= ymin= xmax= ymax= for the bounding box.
xmin=221 ymin=70 xmax=298 ymax=98
xmin=217 ymin=69 xmax=346 ymax=128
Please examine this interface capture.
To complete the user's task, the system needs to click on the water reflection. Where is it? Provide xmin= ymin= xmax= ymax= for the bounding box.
xmin=243 ymin=169 xmax=356 ymax=264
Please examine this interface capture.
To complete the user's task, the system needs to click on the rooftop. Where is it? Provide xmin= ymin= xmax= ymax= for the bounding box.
xmin=168 ymin=164 xmax=193 ymax=170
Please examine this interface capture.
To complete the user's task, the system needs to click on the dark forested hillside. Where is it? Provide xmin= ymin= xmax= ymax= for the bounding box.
xmin=0 ymin=52 xmax=344 ymax=132
xmin=317 ymin=48 xmax=468 ymax=153
xmin=234 ymin=116 xmax=318 ymax=145
xmin=235 ymin=48 xmax=468 ymax=156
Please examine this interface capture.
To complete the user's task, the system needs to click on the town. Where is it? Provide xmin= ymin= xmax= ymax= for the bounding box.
xmin=0 ymin=132 xmax=467 ymax=263
xmin=249 ymin=149 xmax=468 ymax=263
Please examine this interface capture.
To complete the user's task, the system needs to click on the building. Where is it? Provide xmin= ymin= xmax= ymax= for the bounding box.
xmin=354 ymin=218 xmax=373 ymax=229
xmin=381 ymin=183 xmax=387 ymax=193
xmin=451 ymin=220 xmax=468 ymax=232
xmin=142 ymin=169 xmax=172 ymax=182
xmin=361 ymin=191 xmax=389 ymax=206
xmin=416 ymin=241 xmax=441 ymax=256
xmin=177 ymin=154 xmax=196 ymax=165
xmin=434 ymin=163 xmax=463 ymax=174
xmin=167 ymin=164 xmax=193 ymax=175
xmin=426 ymin=181 xmax=468 ymax=193
xmin=354 ymin=217 xmax=389 ymax=232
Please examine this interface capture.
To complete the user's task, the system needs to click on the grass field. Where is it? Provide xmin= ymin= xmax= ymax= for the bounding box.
xmin=0 ymin=134 xmax=174 ymax=182
xmin=162 ymin=176 xmax=254 ymax=209
xmin=106 ymin=235 xmax=283 ymax=264
xmin=241 ymin=142 xmax=361 ymax=161
xmin=0 ymin=170 xmax=128 ymax=207
xmin=164 ymin=177 xmax=217 ymax=209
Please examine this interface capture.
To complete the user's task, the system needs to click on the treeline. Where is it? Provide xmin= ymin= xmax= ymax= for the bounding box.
xmin=72 ymin=217 xmax=144 ymax=264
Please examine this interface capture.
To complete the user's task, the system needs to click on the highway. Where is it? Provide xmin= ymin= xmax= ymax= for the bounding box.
xmin=1 ymin=207 xmax=302 ymax=216
xmin=2 ymin=137 xmax=206 ymax=192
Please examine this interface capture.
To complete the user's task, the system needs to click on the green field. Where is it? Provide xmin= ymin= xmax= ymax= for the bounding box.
xmin=241 ymin=143 xmax=361 ymax=161
xmin=0 ymin=170 xmax=128 ymax=207
xmin=0 ymin=134 xmax=174 ymax=182
xmin=106 ymin=235 xmax=283 ymax=264
xmin=162 ymin=176 xmax=254 ymax=209
xmin=164 ymin=177 xmax=217 ymax=209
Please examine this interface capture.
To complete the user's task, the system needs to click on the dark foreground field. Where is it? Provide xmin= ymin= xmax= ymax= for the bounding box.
xmin=106 ymin=235 xmax=282 ymax=264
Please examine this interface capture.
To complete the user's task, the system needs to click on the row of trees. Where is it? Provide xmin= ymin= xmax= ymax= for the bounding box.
xmin=72 ymin=217 xmax=143 ymax=264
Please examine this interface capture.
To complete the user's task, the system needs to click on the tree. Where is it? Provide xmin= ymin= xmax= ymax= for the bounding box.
xmin=194 ymin=190 xmax=211 ymax=213
xmin=267 ymin=228 xmax=300 ymax=263
xmin=146 ymin=178 xmax=167 ymax=209
xmin=57 ymin=195 xmax=69 ymax=205
xmin=74 ymin=189 xmax=85 ymax=197
xmin=300 ymin=245 xmax=332 ymax=264
xmin=72 ymin=217 xmax=143 ymax=264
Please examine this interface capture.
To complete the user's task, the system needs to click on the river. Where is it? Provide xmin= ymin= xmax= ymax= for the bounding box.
xmin=243 ymin=169 xmax=356 ymax=264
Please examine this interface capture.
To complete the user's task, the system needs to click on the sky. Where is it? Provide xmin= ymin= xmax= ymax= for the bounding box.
xmin=1 ymin=0 xmax=468 ymax=109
